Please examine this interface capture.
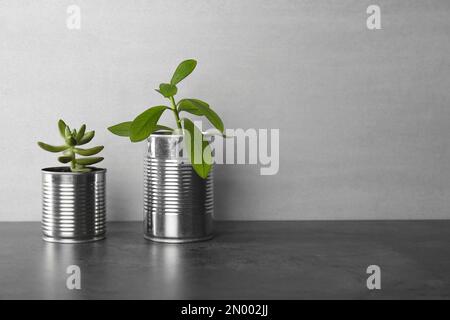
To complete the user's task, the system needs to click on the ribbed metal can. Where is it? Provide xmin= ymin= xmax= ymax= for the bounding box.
xmin=144 ymin=133 xmax=214 ymax=243
xmin=41 ymin=167 xmax=106 ymax=243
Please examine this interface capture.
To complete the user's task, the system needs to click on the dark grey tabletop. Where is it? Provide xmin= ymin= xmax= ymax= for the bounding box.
xmin=0 ymin=221 xmax=449 ymax=299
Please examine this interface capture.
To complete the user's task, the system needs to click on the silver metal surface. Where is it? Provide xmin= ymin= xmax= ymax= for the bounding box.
xmin=41 ymin=167 xmax=106 ymax=243
xmin=144 ymin=133 xmax=214 ymax=243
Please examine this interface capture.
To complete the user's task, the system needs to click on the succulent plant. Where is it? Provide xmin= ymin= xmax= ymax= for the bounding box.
xmin=38 ymin=120 xmax=104 ymax=172
xmin=108 ymin=59 xmax=224 ymax=179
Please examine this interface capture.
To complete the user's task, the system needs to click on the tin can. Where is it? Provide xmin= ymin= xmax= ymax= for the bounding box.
xmin=41 ymin=167 xmax=106 ymax=243
xmin=143 ymin=134 xmax=213 ymax=243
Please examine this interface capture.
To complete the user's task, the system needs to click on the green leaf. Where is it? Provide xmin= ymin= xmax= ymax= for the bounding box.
xmin=178 ymin=99 xmax=224 ymax=132
xmin=76 ymin=124 xmax=86 ymax=142
xmin=171 ymin=59 xmax=197 ymax=85
xmin=203 ymin=108 xmax=224 ymax=133
xmin=130 ymin=106 xmax=168 ymax=142
xmin=65 ymin=136 xmax=76 ymax=146
xmin=158 ymin=83 xmax=177 ymax=98
xmin=154 ymin=125 xmax=174 ymax=132
xmin=182 ymin=118 xmax=212 ymax=179
xmin=108 ymin=121 xmax=132 ymax=137
xmin=178 ymin=99 xmax=206 ymax=116
xmin=64 ymin=126 xmax=72 ymax=139
xmin=78 ymin=131 xmax=95 ymax=145
xmin=74 ymin=146 xmax=104 ymax=156
xmin=38 ymin=142 xmax=69 ymax=153
xmin=58 ymin=120 xmax=67 ymax=138
xmin=75 ymin=157 xmax=104 ymax=165
xmin=58 ymin=156 xmax=72 ymax=164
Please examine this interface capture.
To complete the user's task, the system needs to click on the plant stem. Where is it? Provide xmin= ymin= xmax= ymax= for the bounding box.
xmin=69 ymin=148 xmax=76 ymax=171
xmin=169 ymin=96 xmax=182 ymax=129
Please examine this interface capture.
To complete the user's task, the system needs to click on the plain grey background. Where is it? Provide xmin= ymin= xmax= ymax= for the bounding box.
xmin=1 ymin=0 xmax=449 ymax=221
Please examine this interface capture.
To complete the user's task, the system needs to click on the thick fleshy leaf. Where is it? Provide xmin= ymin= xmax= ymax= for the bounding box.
xmin=58 ymin=156 xmax=72 ymax=163
xmin=38 ymin=142 xmax=69 ymax=153
xmin=78 ymin=131 xmax=95 ymax=145
xmin=65 ymin=136 xmax=76 ymax=146
xmin=158 ymin=83 xmax=177 ymax=98
xmin=182 ymin=118 xmax=212 ymax=179
xmin=178 ymin=99 xmax=224 ymax=132
xmin=75 ymin=157 xmax=104 ymax=165
xmin=58 ymin=120 xmax=67 ymax=138
xmin=108 ymin=122 xmax=132 ymax=137
xmin=171 ymin=59 xmax=197 ymax=85
xmin=74 ymin=146 xmax=104 ymax=156
xmin=64 ymin=126 xmax=72 ymax=139
xmin=76 ymin=124 xmax=86 ymax=142
xmin=130 ymin=106 xmax=168 ymax=142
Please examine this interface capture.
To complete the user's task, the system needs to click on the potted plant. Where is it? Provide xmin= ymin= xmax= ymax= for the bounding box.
xmin=38 ymin=120 xmax=106 ymax=243
xmin=108 ymin=59 xmax=224 ymax=243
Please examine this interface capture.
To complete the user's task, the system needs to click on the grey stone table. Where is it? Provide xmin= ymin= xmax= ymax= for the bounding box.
xmin=0 ymin=221 xmax=449 ymax=299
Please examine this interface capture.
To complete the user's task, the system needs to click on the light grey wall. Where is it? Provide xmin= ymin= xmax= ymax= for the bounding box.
xmin=1 ymin=0 xmax=450 ymax=221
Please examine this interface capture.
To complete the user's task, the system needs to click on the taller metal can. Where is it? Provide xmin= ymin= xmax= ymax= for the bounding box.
xmin=143 ymin=133 xmax=213 ymax=243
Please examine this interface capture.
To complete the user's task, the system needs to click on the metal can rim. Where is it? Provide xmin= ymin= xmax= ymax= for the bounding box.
xmin=147 ymin=132 xmax=216 ymax=140
xmin=41 ymin=167 xmax=106 ymax=175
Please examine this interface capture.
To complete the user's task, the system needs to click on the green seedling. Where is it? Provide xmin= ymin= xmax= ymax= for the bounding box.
xmin=38 ymin=120 xmax=104 ymax=172
xmin=108 ymin=59 xmax=225 ymax=179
